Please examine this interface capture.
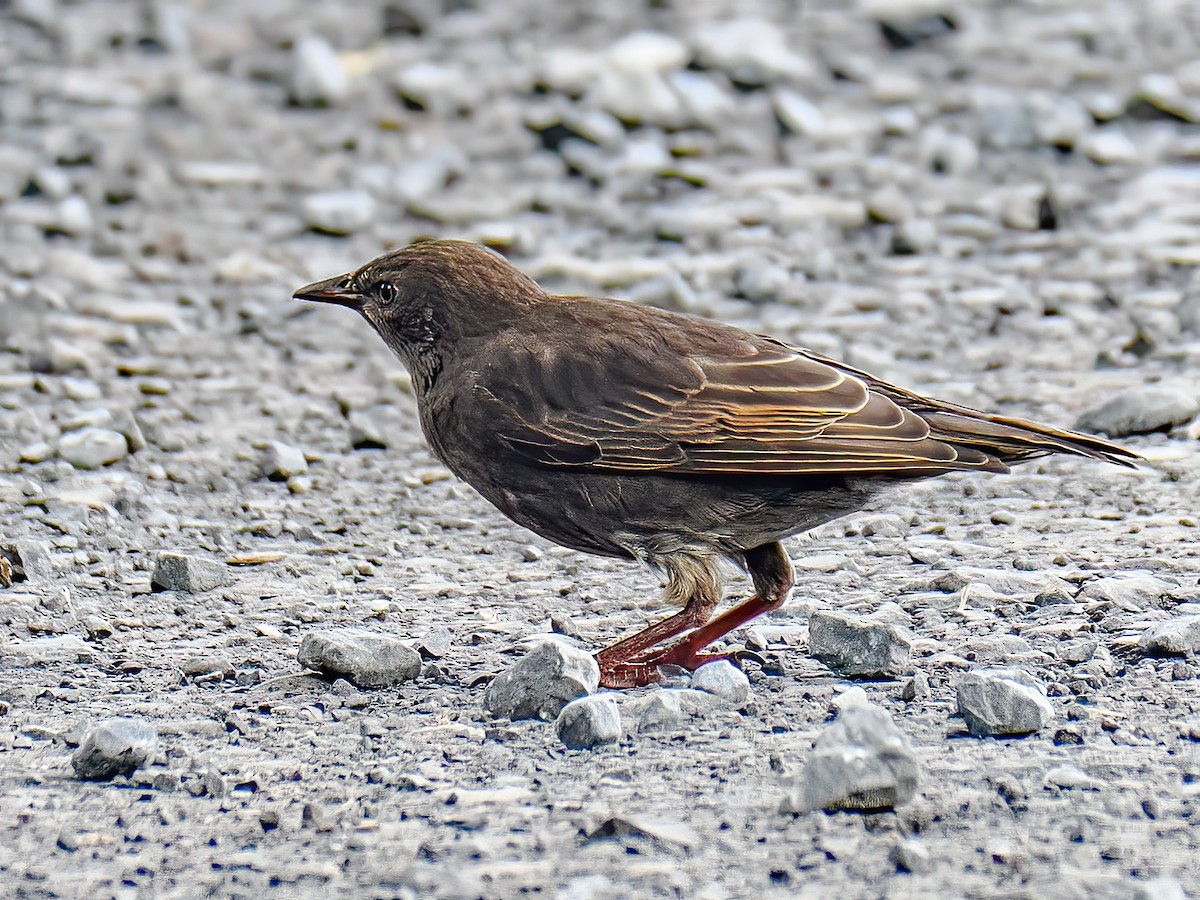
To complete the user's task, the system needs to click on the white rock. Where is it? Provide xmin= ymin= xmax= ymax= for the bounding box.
xmin=483 ymin=640 xmax=599 ymax=721
xmin=691 ymin=660 xmax=750 ymax=705
xmin=556 ymin=694 xmax=621 ymax=749
xmin=692 ymin=18 xmax=814 ymax=86
xmin=59 ymin=427 xmax=128 ymax=469
xmin=72 ymin=718 xmax=158 ymax=781
xmin=291 ymin=35 xmax=348 ymax=106
xmin=298 ymin=628 xmax=422 ymax=689
xmin=606 ymin=31 xmax=688 ymax=75
xmin=956 ymin=668 xmax=1053 ymax=737
xmin=781 ymin=696 xmax=919 ymax=813
xmin=263 ymin=441 xmax=308 ymax=480
xmin=1081 ymin=130 xmax=1140 ymax=165
xmin=773 ymin=88 xmax=825 ymax=137
xmin=54 ymin=195 xmax=93 ymax=235
xmin=302 ymin=190 xmax=376 ymax=235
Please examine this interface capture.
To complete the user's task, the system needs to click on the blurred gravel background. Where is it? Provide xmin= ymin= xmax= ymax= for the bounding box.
xmin=1 ymin=0 xmax=1199 ymax=897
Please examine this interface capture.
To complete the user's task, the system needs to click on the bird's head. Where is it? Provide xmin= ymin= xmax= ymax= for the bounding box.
xmin=294 ymin=239 xmax=543 ymax=376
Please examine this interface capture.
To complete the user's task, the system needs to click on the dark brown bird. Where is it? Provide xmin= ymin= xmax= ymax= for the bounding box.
xmin=294 ymin=240 xmax=1138 ymax=688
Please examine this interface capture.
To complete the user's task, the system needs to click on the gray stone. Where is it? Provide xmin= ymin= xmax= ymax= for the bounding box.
xmin=82 ymin=615 xmax=113 ymax=641
xmin=110 ymin=409 xmax=146 ymax=453
xmin=151 ymin=552 xmax=228 ymax=593
xmin=290 ymin=35 xmax=348 ymax=106
xmin=781 ymin=690 xmax=919 ymax=813
xmin=889 ymin=838 xmax=932 ymax=874
xmin=58 ymin=427 xmax=128 ymax=469
xmin=5 ymin=635 xmax=92 ymax=663
xmin=1129 ymin=877 xmax=1188 ymax=900
xmin=773 ymin=88 xmax=825 ymax=137
xmin=182 ymin=654 xmax=235 ymax=681
xmin=482 ymin=640 xmax=599 ymax=721
xmin=417 ymin=626 xmax=452 ymax=659
xmin=348 ymin=410 xmax=389 ymax=449
xmin=302 ymin=190 xmax=376 ymax=236
xmin=691 ymin=660 xmax=750 ymax=705
xmin=631 ymin=688 xmax=721 ymax=732
xmin=71 ymin=718 xmax=157 ymax=781
xmin=691 ymin=18 xmax=814 ymax=86
xmin=891 ymin=218 xmax=938 ymax=255
xmin=1080 ymin=130 xmax=1140 ymax=165
xmin=866 ymin=184 xmax=914 ymax=223
xmin=263 ymin=441 xmax=308 ymax=480
xmin=0 ymin=539 xmax=53 ymax=582
xmin=297 ymin=628 xmax=421 ymax=689
xmin=1080 ymin=574 xmax=1174 ymax=609
xmin=1058 ymin=639 xmax=1098 ymax=664
xmin=1044 ymin=763 xmax=1105 ymax=791
xmin=808 ymin=610 xmax=913 ymax=678
xmin=956 ymin=668 xmax=1053 ymax=737
xmin=556 ymin=694 xmax=621 ymax=749
xmin=53 ymin=196 xmax=93 ymax=235
xmin=1139 ymin=615 xmax=1200 ymax=656
xmin=1075 ymin=388 xmax=1199 ymax=437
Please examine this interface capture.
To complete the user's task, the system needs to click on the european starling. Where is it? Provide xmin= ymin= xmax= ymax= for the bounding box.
xmin=295 ymin=240 xmax=1138 ymax=688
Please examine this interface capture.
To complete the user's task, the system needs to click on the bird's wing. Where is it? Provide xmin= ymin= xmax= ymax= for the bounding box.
xmin=478 ymin=316 xmax=1005 ymax=476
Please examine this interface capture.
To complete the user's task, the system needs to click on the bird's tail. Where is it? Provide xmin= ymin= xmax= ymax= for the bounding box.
xmin=917 ymin=407 xmax=1140 ymax=469
xmin=809 ymin=351 xmax=1141 ymax=472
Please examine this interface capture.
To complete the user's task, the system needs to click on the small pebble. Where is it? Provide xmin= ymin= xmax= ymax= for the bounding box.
xmin=58 ymin=428 xmax=128 ymax=469
xmin=691 ymin=660 xmax=750 ymax=705
xmin=780 ymin=690 xmax=919 ymax=813
xmin=482 ymin=640 xmax=599 ymax=721
xmin=957 ymin=668 xmax=1053 ymax=737
xmin=1139 ymin=615 xmax=1200 ymax=656
xmin=1076 ymin=388 xmax=1199 ymax=437
xmin=290 ymin=35 xmax=348 ymax=106
xmin=556 ymin=694 xmax=621 ymax=749
xmin=302 ymin=190 xmax=376 ymax=236
xmin=808 ymin=610 xmax=913 ymax=678
xmin=71 ymin=718 xmax=157 ymax=781
xmin=263 ymin=441 xmax=308 ymax=480
xmin=297 ymin=628 xmax=421 ymax=688
xmin=151 ymin=552 xmax=229 ymax=593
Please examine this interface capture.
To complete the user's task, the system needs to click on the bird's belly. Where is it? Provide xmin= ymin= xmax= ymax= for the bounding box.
xmin=444 ymin=453 xmax=887 ymax=559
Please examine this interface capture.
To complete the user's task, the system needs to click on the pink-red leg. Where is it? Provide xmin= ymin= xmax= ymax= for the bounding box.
xmin=595 ymin=553 xmax=721 ymax=689
xmin=633 ymin=542 xmax=794 ymax=673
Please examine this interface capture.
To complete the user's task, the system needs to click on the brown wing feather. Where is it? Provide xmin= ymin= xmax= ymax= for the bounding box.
xmin=487 ymin=311 xmax=1007 ymax=476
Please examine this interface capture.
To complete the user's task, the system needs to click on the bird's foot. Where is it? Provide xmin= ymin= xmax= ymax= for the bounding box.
xmin=597 ymin=646 xmax=765 ymax=689
xmin=597 ymin=658 xmax=665 ymax=689
xmin=628 ymin=644 xmax=765 ymax=675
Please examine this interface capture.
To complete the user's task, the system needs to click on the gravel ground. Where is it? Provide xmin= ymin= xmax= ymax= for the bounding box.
xmin=2 ymin=1 xmax=1200 ymax=897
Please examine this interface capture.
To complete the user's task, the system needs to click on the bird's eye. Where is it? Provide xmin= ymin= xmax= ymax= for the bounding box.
xmin=376 ymin=282 xmax=399 ymax=304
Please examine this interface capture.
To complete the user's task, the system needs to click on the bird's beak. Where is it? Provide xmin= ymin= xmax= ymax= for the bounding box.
xmin=293 ymin=274 xmax=362 ymax=309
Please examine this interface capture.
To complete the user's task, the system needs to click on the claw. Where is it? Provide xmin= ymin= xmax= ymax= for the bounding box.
xmin=597 ymin=658 xmax=664 ymax=689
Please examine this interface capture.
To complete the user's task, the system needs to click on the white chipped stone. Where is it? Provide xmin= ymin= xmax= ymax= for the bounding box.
xmin=1139 ymin=615 xmax=1200 ymax=656
xmin=556 ymin=694 xmax=621 ymax=749
xmin=291 ymin=35 xmax=348 ymax=106
xmin=781 ymin=693 xmax=919 ymax=813
xmin=483 ymin=640 xmax=599 ymax=721
xmin=59 ymin=427 xmax=128 ymax=469
xmin=302 ymin=190 xmax=376 ymax=235
xmin=691 ymin=660 xmax=750 ymax=705
xmin=151 ymin=552 xmax=228 ymax=593
xmin=72 ymin=717 xmax=158 ymax=781
xmin=298 ymin=628 xmax=422 ymax=688
xmin=956 ymin=668 xmax=1053 ymax=737
xmin=808 ymin=610 xmax=913 ymax=678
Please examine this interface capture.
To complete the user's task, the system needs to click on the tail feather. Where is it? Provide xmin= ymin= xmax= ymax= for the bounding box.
xmin=809 ymin=351 xmax=1141 ymax=471
xmin=921 ymin=410 xmax=1141 ymax=469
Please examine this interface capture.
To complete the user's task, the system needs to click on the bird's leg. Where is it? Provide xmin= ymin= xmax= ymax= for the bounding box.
xmin=595 ymin=553 xmax=721 ymax=689
xmin=639 ymin=542 xmax=794 ymax=673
